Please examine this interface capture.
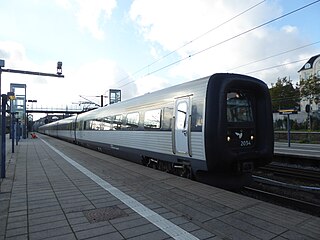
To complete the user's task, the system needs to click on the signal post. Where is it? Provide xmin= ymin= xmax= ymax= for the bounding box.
xmin=278 ymin=109 xmax=298 ymax=147
xmin=0 ymin=59 xmax=64 ymax=178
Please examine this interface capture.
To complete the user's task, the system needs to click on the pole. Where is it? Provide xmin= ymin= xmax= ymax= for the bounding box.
xmin=23 ymin=86 xmax=27 ymax=139
xmin=16 ymin=119 xmax=19 ymax=146
xmin=0 ymin=66 xmax=3 ymax=178
xmin=0 ymin=59 xmax=64 ymax=178
xmin=287 ymin=114 xmax=291 ymax=147
xmin=11 ymin=113 xmax=15 ymax=153
xmin=1 ymin=68 xmax=64 ymax=78
xmin=1 ymin=94 xmax=6 ymax=178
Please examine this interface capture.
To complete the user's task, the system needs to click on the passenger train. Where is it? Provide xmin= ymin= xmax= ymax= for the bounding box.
xmin=39 ymin=73 xmax=274 ymax=179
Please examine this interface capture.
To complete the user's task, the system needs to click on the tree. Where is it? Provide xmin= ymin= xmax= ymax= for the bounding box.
xmin=299 ymin=75 xmax=320 ymax=105
xmin=269 ymin=77 xmax=300 ymax=112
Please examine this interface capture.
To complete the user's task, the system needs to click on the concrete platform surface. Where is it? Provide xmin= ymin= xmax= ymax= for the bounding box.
xmin=0 ymin=134 xmax=319 ymax=240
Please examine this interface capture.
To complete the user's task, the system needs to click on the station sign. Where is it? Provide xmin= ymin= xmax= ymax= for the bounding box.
xmin=278 ymin=109 xmax=298 ymax=115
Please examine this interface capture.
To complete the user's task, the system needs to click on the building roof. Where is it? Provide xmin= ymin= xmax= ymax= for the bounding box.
xmin=298 ymin=53 xmax=320 ymax=72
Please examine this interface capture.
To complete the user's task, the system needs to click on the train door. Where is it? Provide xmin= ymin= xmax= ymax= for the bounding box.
xmin=173 ymin=97 xmax=191 ymax=155
xmin=74 ymin=115 xmax=78 ymax=143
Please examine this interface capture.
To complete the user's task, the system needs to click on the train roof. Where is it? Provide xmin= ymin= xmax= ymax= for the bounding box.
xmin=39 ymin=114 xmax=77 ymax=128
xmin=40 ymin=73 xmax=266 ymax=126
xmin=39 ymin=74 xmax=211 ymax=127
xmin=75 ymin=74 xmax=211 ymax=121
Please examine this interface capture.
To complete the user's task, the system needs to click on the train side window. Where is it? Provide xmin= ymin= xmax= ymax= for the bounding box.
xmin=176 ymin=102 xmax=187 ymax=130
xmin=113 ymin=115 xmax=122 ymax=130
xmin=84 ymin=120 xmax=92 ymax=130
xmin=90 ymin=120 xmax=102 ymax=130
xmin=227 ymin=91 xmax=253 ymax=122
xmin=77 ymin=121 xmax=83 ymax=131
xmin=101 ymin=116 xmax=113 ymax=131
xmin=191 ymin=104 xmax=203 ymax=131
xmin=162 ymin=107 xmax=173 ymax=130
xmin=61 ymin=123 xmax=67 ymax=130
xmin=124 ymin=112 xmax=139 ymax=129
xmin=144 ymin=109 xmax=161 ymax=129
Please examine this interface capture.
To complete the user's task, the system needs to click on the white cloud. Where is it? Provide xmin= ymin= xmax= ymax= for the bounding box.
xmin=55 ymin=0 xmax=117 ymax=39
xmin=68 ymin=59 xmax=136 ymax=101
xmin=134 ymin=74 xmax=169 ymax=96
xmin=130 ymin=0 xmax=223 ymax=51
xmin=129 ymin=0 xmax=317 ymax=86
xmin=32 ymin=58 xmax=135 ymax=108
xmin=282 ymin=25 xmax=298 ymax=34
xmin=54 ymin=0 xmax=72 ymax=9
xmin=0 ymin=41 xmax=28 ymax=68
xmin=0 ymin=41 xmax=51 ymax=93
xmin=0 ymin=41 xmax=133 ymax=118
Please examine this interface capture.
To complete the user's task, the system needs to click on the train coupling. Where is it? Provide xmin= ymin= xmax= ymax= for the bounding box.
xmin=241 ymin=162 xmax=254 ymax=173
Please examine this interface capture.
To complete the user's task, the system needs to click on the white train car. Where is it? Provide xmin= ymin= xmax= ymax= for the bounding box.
xmin=41 ymin=115 xmax=77 ymax=141
xmin=39 ymin=73 xmax=273 ymax=178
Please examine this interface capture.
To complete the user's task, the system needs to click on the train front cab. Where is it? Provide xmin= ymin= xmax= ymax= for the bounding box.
xmin=205 ymin=73 xmax=274 ymax=174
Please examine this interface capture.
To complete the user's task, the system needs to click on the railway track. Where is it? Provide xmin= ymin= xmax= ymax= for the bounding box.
xmin=240 ymin=162 xmax=320 ymax=216
xmin=242 ymin=186 xmax=320 ymax=216
xmin=257 ymin=163 xmax=320 ymax=182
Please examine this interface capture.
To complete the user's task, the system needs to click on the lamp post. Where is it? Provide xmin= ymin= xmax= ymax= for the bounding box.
xmin=0 ymin=60 xmax=4 ymax=94
xmin=26 ymin=100 xmax=36 ymax=137
xmin=11 ymin=112 xmax=17 ymax=154
xmin=27 ymin=100 xmax=37 ymax=135
xmin=0 ymin=92 xmax=15 ymax=178
xmin=7 ymin=92 xmax=15 ymax=153
xmin=27 ymin=99 xmax=37 ymax=109
xmin=0 ymin=60 xmax=5 ymax=178
xmin=0 ymin=94 xmax=6 ymax=178
xmin=0 ymin=59 xmax=64 ymax=179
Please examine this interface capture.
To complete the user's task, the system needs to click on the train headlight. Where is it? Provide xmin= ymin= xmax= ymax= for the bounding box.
xmin=227 ymin=136 xmax=231 ymax=142
xmin=250 ymin=135 xmax=254 ymax=140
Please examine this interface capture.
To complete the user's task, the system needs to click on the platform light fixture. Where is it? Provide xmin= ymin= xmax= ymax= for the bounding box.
xmin=0 ymin=59 xmax=64 ymax=179
xmin=7 ymin=92 xmax=15 ymax=100
xmin=57 ymin=61 xmax=63 ymax=75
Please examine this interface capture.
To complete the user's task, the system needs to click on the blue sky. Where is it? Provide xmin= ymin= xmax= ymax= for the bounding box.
xmin=0 ymin=0 xmax=319 ymax=119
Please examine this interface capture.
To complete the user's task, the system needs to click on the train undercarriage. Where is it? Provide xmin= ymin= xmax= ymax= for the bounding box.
xmin=141 ymin=156 xmax=193 ymax=179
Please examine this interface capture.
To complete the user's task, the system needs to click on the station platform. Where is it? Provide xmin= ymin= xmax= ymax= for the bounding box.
xmin=274 ymin=141 xmax=320 ymax=160
xmin=1 ymin=135 xmax=319 ymax=240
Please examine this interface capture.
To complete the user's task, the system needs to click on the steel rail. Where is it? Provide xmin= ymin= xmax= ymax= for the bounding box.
xmin=243 ymin=186 xmax=320 ymax=216
xmin=258 ymin=164 xmax=320 ymax=182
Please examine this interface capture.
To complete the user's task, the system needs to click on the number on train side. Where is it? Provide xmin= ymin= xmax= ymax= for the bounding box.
xmin=240 ymin=140 xmax=251 ymax=147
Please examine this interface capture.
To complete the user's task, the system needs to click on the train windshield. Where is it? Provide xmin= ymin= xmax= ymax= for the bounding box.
xmin=227 ymin=91 xmax=253 ymax=122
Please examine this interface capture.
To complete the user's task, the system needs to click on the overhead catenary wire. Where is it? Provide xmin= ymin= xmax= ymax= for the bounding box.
xmin=245 ymin=58 xmax=309 ymax=75
xmin=117 ymin=0 xmax=320 ymax=89
xmin=227 ymin=40 xmax=320 ymax=72
xmin=113 ymin=0 xmax=266 ymax=89
xmin=152 ymin=0 xmax=267 ymax=67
